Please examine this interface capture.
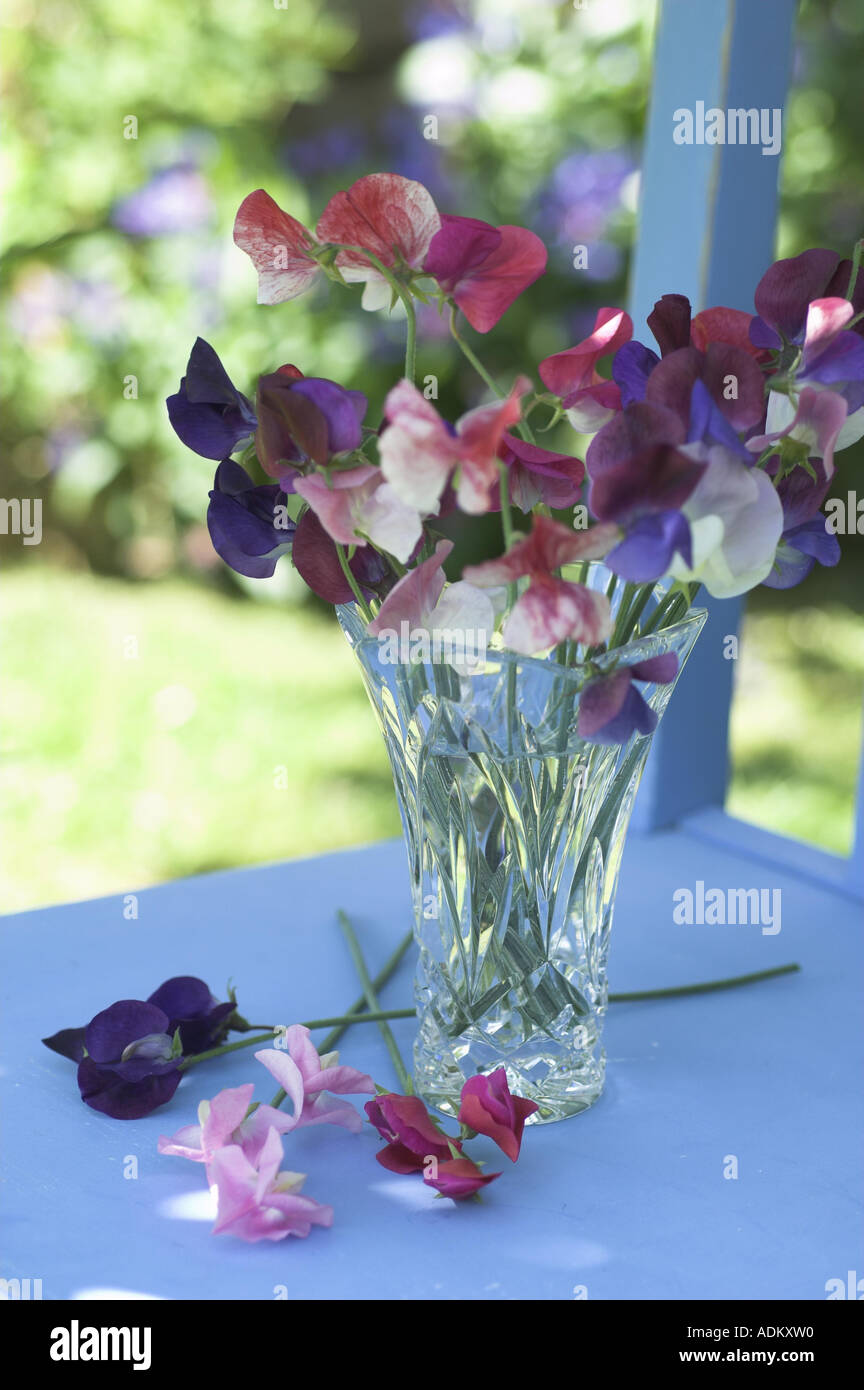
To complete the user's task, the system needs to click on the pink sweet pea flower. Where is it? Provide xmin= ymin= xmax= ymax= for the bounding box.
xmin=424 ymin=214 xmax=547 ymax=333
xmin=293 ymin=464 xmax=423 ymax=564
xmin=158 ymin=1083 xmax=296 ymax=1170
xmin=690 ymin=306 xmax=766 ymax=359
xmin=316 ymin=173 xmax=441 ymax=310
xmin=365 ymin=1092 xmax=459 ymax=1174
xmin=458 ymin=1067 xmax=538 ymax=1161
xmin=463 ymin=515 xmax=618 ymax=656
xmin=233 ymin=190 xmax=321 ymax=305
xmin=366 ymin=539 xmax=494 ymax=672
xmin=254 ymin=1028 xmax=375 ymax=1134
xmin=379 ymin=377 xmax=530 ymax=515
xmin=210 ymin=1126 xmax=333 ymax=1243
xmin=539 ymin=308 xmax=633 ymax=431
xmin=423 ymin=1156 xmax=501 ymax=1200
xmin=746 ymin=385 xmax=848 ymax=479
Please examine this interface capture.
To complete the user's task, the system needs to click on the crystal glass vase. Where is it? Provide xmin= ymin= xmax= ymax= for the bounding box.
xmin=339 ymin=568 xmax=705 ymax=1123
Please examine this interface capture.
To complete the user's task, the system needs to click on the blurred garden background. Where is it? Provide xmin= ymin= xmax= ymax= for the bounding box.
xmin=2 ymin=0 xmax=862 ymax=912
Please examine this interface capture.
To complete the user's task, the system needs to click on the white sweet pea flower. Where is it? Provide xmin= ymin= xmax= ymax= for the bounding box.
xmin=668 ymin=444 xmax=784 ymax=598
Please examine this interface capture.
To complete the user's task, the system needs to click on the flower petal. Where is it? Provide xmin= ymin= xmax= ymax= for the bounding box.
xmin=233 ymin=190 xmax=320 ymax=305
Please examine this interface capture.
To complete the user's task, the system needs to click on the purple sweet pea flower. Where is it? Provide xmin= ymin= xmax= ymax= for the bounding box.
xmin=147 ymin=976 xmax=235 ymax=1056
xmin=612 ymin=340 xmax=660 ymax=406
xmin=166 ymin=338 xmax=257 ymax=461
xmin=255 ymin=371 xmax=368 ymax=480
xmin=762 ymin=458 xmax=841 ymax=589
xmin=75 ymin=1001 xmax=182 ymax=1120
xmin=588 ymin=440 xmax=704 ymax=582
xmin=207 ymin=459 xmax=294 ymax=579
xmin=686 ymin=379 xmax=753 ymax=458
xmin=290 ymin=508 xmax=391 ymax=604
xmin=578 ymin=653 xmax=680 ymax=746
xmin=750 ymin=248 xmax=864 ymax=350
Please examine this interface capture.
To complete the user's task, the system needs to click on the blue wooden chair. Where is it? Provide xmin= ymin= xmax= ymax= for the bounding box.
xmin=630 ymin=0 xmax=864 ymax=903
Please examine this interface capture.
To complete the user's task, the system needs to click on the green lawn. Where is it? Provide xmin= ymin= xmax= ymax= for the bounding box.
xmin=2 ymin=568 xmax=861 ymax=913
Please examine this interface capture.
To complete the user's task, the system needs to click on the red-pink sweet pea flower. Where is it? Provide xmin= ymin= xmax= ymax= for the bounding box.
xmin=463 ymin=515 xmax=618 ymax=656
xmin=158 ymin=1083 xmax=294 ymax=1170
xmin=209 ymin=1127 xmax=333 ymax=1243
xmin=316 ymin=172 xmax=441 ymax=310
xmin=424 ymin=213 xmax=547 ymax=333
xmin=365 ymin=1092 xmax=459 ymax=1173
xmin=423 ymin=1156 xmax=501 ymax=1200
xmin=233 ymin=190 xmax=321 ymax=305
xmin=294 ymin=464 xmax=423 ymax=564
xmin=746 ymin=385 xmax=848 ymax=480
xmin=494 ymin=434 xmax=585 ymax=512
xmin=379 ymin=376 xmax=530 ymax=515
xmin=458 ymin=1067 xmax=538 ymax=1162
xmin=255 ymin=1030 xmax=376 ymax=1133
xmin=539 ymin=308 xmax=633 ymax=432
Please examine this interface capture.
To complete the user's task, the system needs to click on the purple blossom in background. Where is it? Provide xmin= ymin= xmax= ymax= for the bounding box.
xmin=112 ymin=163 xmax=213 ymax=237
xmin=407 ymin=0 xmax=472 ymax=41
xmin=539 ymin=150 xmax=636 ymax=247
xmin=284 ymin=126 xmax=369 ymax=179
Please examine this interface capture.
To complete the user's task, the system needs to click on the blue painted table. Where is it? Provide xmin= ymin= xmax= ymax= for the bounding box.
xmin=3 ymin=828 xmax=861 ymax=1301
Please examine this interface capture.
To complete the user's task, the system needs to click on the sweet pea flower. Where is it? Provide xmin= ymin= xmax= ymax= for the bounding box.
xmin=233 ymin=189 xmax=322 ymax=305
xmin=366 ymin=539 xmax=495 ymax=673
xmin=206 ymin=459 xmax=294 ymax=579
xmin=69 ymin=1001 xmax=182 ymax=1120
xmin=158 ymin=1082 xmax=294 ymax=1170
xmin=294 ymin=464 xmax=423 ymax=564
xmin=667 ymin=444 xmax=784 ymax=598
xmin=146 ymin=976 xmax=236 ymax=1056
xmin=424 ymin=213 xmax=547 ymax=332
xmin=762 ymin=458 xmax=840 ymax=589
xmin=793 ymin=297 xmax=864 ymax=416
xmin=291 ymin=508 xmax=391 ymax=603
xmin=316 ymin=173 xmax=441 ymax=310
xmin=539 ymin=308 xmax=633 ymax=432
xmin=750 ymin=247 xmax=864 ymax=350
xmin=746 ymin=385 xmax=848 ymax=480
xmin=578 ymin=653 xmax=680 ymax=745
xmin=379 ymin=376 xmax=530 ymax=514
xmin=587 ymin=434 xmax=704 ymax=583
xmin=209 ymin=1126 xmax=333 ymax=1243
xmin=423 ymin=1157 xmax=501 ymax=1200
xmin=647 ymin=293 xmax=764 ymax=360
xmin=463 ymin=515 xmax=618 ymax=656
xmin=166 ymin=339 xmax=256 ymax=461
xmin=365 ymin=1092 xmax=458 ymax=1173
xmin=494 ymin=434 xmax=585 ymax=512
xmin=254 ymin=1029 xmax=375 ymax=1133
xmin=644 ymin=343 xmax=766 ymax=435
xmin=254 ymin=369 xmax=368 ymax=480
xmin=458 ymin=1067 xmax=538 ymax=1161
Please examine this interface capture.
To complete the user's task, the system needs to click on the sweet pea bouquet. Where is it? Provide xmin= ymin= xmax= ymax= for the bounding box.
xmin=167 ymin=171 xmax=861 ymax=742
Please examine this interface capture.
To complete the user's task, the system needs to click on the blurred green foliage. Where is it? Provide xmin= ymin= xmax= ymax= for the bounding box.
xmin=1 ymin=0 xmax=862 ymax=909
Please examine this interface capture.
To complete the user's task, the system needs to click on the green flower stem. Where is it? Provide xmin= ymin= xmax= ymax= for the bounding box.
xmin=449 ymin=305 xmax=500 ymax=395
xmin=335 ymin=543 xmax=374 ymax=622
xmin=845 ymin=239 xmax=863 ymax=300
xmin=337 ymin=910 xmax=414 ymax=1094
xmin=180 ymin=958 xmax=799 ymax=1077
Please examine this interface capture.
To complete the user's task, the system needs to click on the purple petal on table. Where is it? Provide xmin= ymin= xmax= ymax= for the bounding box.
xmin=84 ymin=1001 xmax=172 ymax=1064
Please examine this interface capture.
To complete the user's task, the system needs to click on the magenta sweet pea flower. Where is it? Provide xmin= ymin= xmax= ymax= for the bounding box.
xmin=423 ymin=1156 xmax=501 ymax=1199
xmin=254 ymin=1028 xmax=375 ymax=1133
xmin=494 ymin=434 xmax=585 ymax=512
xmin=233 ymin=189 xmax=322 ymax=304
xmin=644 ymin=343 xmax=766 ymax=435
xmin=291 ymin=508 xmax=391 ymax=604
xmin=209 ymin=1126 xmax=333 ymax=1243
xmin=424 ymin=213 xmax=547 ymax=333
xmin=458 ymin=1067 xmax=538 ymax=1162
xmin=539 ymin=308 xmax=633 ymax=431
xmin=379 ymin=376 xmax=530 ymax=515
xmin=294 ymin=464 xmax=423 ymax=565
xmin=463 ymin=515 xmax=618 ymax=655
xmin=578 ymin=652 xmax=680 ymax=745
xmin=316 ymin=172 xmax=441 ymax=310
xmin=365 ymin=1092 xmax=459 ymax=1173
